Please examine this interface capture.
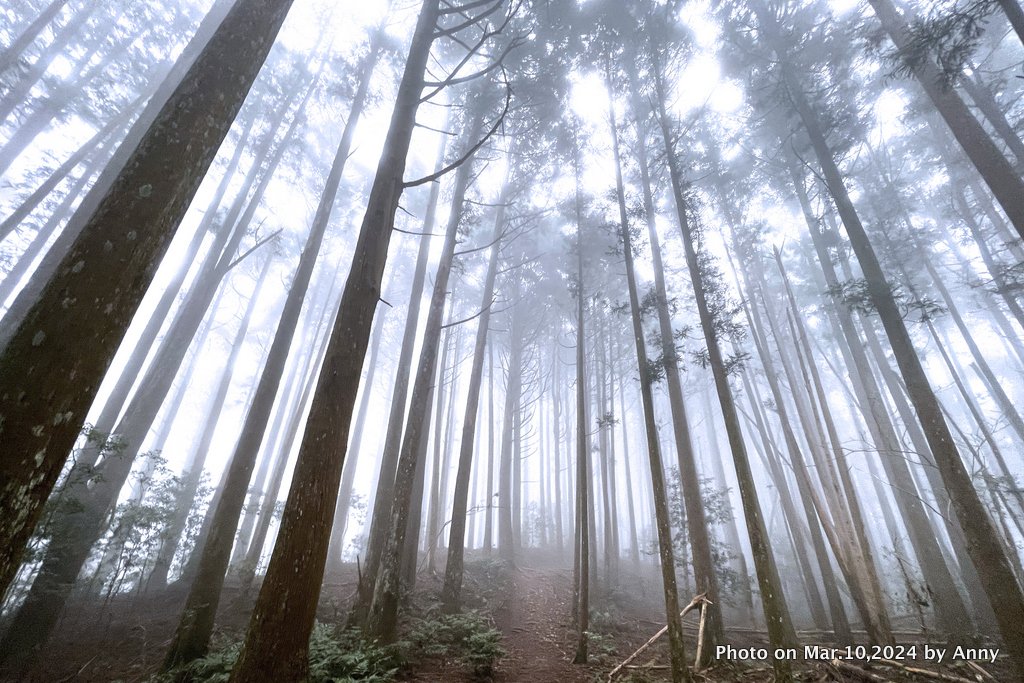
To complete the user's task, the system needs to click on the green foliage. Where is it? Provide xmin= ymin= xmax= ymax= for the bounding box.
xmin=406 ymin=611 xmax=505 ymax=679
xmin=153 ymin=624 xmax=403 ymax=683
xmin=664 ymin=471 xmax=748 ymax=606
xmin=887 ymin=0 xmax=998 ymax=87
xmin=827 ymin=277 xmax=946 ymax=322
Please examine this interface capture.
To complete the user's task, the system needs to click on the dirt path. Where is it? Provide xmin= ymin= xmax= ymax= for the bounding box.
xmin=492 ymin=565 xmax=595 ymax=682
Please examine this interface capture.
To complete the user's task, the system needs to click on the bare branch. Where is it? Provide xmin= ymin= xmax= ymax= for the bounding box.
xmin=225 ymin=229 xmax=282 ymax=272
xmin=403 ymin=76 xmax=512 ymax=188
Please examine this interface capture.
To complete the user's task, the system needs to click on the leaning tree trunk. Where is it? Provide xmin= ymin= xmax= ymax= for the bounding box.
xmin=996 ymin=0 xmax=1024 ymax=44
xmin=0 ymin=84 xmax=302 ymax=665
xmin=608 ymin=90 xmax=690 ymax=683
xmin=629 ymin=72 xmax=723 ymax=653
xmin=770 ymin=19 xmax=1024 ymax=673
xmin=442 ymin=174 xmax=509 ymax=610
xmin=652 ymin=56 xmax=795 ymax=680
xmin=226 ymin=0 xmax=440 ymax=676
xmin=866 ymin=0 xmax=1024 ymax=242
xmin=0 ymin=0 xmax=73 ymax=73
xmin=0 ymin=0 xmax=294 ymax=600
xmin=364 ymin=104 xmax=484 ymax=642
xmin=161 ymin=31 xmax=378 ymax=668
xmin=354 ymin=63 xmax=447 ymax=619
xmin=0 ymin=0 xmax=238 ymax=345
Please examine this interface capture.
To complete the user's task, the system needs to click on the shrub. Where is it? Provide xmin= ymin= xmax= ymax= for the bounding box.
xmin=406 ymin=611 xmax=505 ymax=679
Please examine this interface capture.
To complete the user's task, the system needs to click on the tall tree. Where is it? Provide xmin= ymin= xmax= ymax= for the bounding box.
xmin=0 ymin=0 xmax=294 ymax=609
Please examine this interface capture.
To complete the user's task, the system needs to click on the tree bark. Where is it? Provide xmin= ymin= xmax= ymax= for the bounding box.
xmin=442 ymin=176 xmax=508 ymax=610
xmin=364 ymin=99 xmax=483 ymax=642
xmin=653 ymin=56 xmax=795 ymax=679
xmin=0 ymin=0 xmax=293 ymax=599
xmin=608 ymin=89 xmax=690 ymax=683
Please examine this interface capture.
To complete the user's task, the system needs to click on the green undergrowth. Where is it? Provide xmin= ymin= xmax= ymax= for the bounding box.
xmin=404 ymin=610 xmax=505 ymax=679
xmin=153 ymin=611 xmax=504 ymax=682
xmin=151 ymin=624 xmax=401 ymax=683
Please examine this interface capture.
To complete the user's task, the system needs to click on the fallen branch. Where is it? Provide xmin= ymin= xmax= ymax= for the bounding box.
xmin=607 ymin=592 xmax=708 ymax=682
xmin=964 ymin=660 xmax=996 ymax=682
xmin=829 ymin=659 xmax=890 ymax=682
xmin=875 ymin=659 xmax=976 ymax=683
xmin=694 ymin=595 xmax=712 ymax=672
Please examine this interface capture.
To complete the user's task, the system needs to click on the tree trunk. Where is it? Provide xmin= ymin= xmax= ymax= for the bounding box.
xmin=484 ymin=343 xmax=496 ymax=553
xmin=163 ymin=39 xmax=375 ymax=664
xmin=608 ymin=89 xmax=690 ymax=683
xmin=358 ymin=128 xmax=450 ymax=612
xmin=866 ymin=0 xmax=1024 ymax=242
xmin=0 ymin=0 xmax=238 ymax=343
xmin=653 ymin=57 xmax=795 ymax=679
xmin=571 ymin=134 xmax=590 ymax=663
xmin=629 ymin=81 xmax=723 ymax=652
xmin=226 ymin=0 xmax=439 ymax=673
xmin=0 ymin=0 xmax=73 ymax=73
xmin=442 ymin=177 xmax=507 ymax=610
xmin=772 ymin=18 xmax=1024 ymax=670
xmin=0 ymin=0 xmax=293 ymax=599
xmin=326 ymin=309 xmax=386 ymax=574
xmin=363 ymin=98 xmax=483 ymax=642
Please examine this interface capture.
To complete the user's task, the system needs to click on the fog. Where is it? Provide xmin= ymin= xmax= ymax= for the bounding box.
xmin=1 ymin=1 xmax=1023 ymax=681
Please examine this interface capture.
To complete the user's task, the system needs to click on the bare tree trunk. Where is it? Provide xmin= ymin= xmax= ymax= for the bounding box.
xmin=608 ymin=90 xmax=690 ymax=683
xmin=484 ymin=343 xmax=496 ymax=553
xmin=163 ymin=36 xmax=379 ymax=664
xmin=653 ymin=57 xmax=795 ymax=679
xmin=326 ymin=309 xmax=386 ymax=574
xmin=426 ymin=321 xmax=457 ymax=574
xmin=358 ymin=114 xmax=449 ymax=605
xmin=148 ymin=252 xmax=275 ymax=590
xmin=363 ymin=98 xmax=485 ymax=641
xmin=0 ymin=0 xmax=293 ymax=600
xmin=442 ymin=177 xmax=507 ymax=609
xmin=571 ymin=135 xmax=590 ymax=662
xmin=225 ymin=4 xmax=442 ymax=678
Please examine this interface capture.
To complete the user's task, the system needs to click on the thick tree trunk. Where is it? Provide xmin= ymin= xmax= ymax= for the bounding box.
xmin=163 ymin=38 xmax=374 ymax=664
xmin=358 ymin=116 xmax=451 ymax=610
xmin=0 ymin=0 xmax=293 ymax=599
xmin=5 ymin=82 xmax=302 ymax=661
xmin=226 ymin=6 xmax=441 ymax=681
xmin=996 ymin=0 xmax=1024 ymax=46
xmin=0 ymin=0 xmax=238 ymax=343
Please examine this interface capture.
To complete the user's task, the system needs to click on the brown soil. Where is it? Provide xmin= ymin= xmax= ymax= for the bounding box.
xmin=491 ymin=564 xmax=594 ymax=683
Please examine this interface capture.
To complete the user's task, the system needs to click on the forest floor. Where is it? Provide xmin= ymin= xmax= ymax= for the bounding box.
xmin=0 ymin=552 xmax=1015 ymax=682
